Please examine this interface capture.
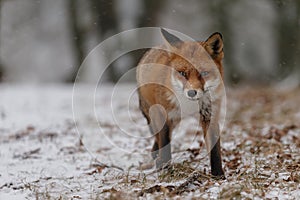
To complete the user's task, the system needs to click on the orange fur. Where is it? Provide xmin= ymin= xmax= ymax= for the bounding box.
xmin=136 ymin=29 xmax=225 ymax=178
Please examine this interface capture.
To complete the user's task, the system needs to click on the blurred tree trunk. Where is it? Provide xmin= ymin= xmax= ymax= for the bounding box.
xmin=66 ymin=0 xmax=85 ymax=83
xmin=88 ymin=0 xmax=166 ymax=82
xmin=137 ymin=0 xmax=166 ymax=27
xmin=0 ymin=0 xmax=3 ymax=81
xmin=296 ymin=1 xmax=300 ymax=81
xmin=129 ymin=0 xmax=166 ymax=69
xmin=275 ymin=0 xmax=300 ymax=80
xmin=90 ymin=0 xmax=117 ymax=39
xmin=208 ymin=0 xmax=241 ymax=84
xmin=89 ymin=0 xmax=119 ymax=82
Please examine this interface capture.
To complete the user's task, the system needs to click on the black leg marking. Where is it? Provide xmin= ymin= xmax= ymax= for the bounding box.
xmin=151 ymin=141 xmax=158 ymax=159
xmin=210 ymin=139 xmax=225 ymax=179
xmin=156 ymin=124 xmax=171 ymax=169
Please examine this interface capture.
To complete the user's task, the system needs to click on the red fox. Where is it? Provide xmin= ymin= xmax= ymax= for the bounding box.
xmin=136 ymin=28 xmax=225 ymax=178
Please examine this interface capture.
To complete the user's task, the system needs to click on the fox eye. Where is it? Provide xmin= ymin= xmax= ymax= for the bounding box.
xmin=200 ymin=71 xmax=209 ymax=77
xmin=178 ymin=71 xmax=187 ymax=78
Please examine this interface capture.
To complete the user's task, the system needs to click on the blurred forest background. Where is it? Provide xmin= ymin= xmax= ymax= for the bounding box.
xmin=0 ymin=0 xmax=299 ymax=85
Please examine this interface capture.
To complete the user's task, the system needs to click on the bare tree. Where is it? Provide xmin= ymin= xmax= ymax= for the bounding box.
xmin=89 ymin=0 xmax=119 ymax=82
xmin=137 ymin=0 xmax=166 ymax=27
xmin=129 ymin=0 xmax=166 ymax=70
xmin=88 ymin=0 xmax=166 ymax=82
xmin=66 ymin=0 xmax=86 ymax=83
xmin=0 ymin=0 xmax=4 ymax=81
xmin=274 ymin=0 xmax=300 ymax=80
xmin=66 ymin=0 xmax=166 ymax=83
xmin=207 ymin=0 xmax=241 ymax=84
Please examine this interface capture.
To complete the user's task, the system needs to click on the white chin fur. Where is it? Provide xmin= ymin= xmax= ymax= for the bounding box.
xmin=186 ymin=97 xmax=200 ymax=101
xmin=169 ymin=73 xmax=200 ymax=118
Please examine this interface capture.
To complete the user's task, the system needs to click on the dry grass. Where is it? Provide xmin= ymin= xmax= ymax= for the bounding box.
xmin=1 ymin=85 xmax=299 ymax=199
xmin=98 ymin=86 xmax=300 ymax=199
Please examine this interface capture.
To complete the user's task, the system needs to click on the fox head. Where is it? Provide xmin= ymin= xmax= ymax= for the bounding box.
xmin=161 ymin=28 xmax=224 ymax=101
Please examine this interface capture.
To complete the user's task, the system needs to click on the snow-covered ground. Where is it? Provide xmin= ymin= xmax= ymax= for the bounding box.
xmin=0 ymin=84 xmax=299 ymax=199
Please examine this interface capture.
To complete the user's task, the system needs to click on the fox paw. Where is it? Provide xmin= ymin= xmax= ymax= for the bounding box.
xmin=211 ymin=170 xmax=226 ymax=180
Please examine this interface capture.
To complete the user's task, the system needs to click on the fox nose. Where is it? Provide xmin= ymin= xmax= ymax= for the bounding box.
xmin=187 ymin=90 xmax=197 ymax=97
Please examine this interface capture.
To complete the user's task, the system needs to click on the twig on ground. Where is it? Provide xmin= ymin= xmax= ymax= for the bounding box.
xmin=171 ymin=171 xmax=210 ymax=195
xmin=90 ymin=159 xmax=124 ymax=172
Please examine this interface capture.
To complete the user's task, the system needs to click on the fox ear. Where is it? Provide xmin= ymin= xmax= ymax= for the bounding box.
xmin=161 ymin=28 xmax=182 ymax=50
xmin=205 ymin=32 xmax=224 ymax=60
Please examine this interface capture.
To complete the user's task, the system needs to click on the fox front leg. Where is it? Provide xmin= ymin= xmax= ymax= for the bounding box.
xmin=150 ymin=123 xmax=171 ymax=169
xmin=206 ymin=123 xmax=224 ymax=178
xmin=151 ymin=139 xmax=159 ymax=159
xmin=200 ymin=101 xmax=225 ymax=178
xmin=155 ymin=123 xmax=171 ymax=169
xmin=148 ymin=104 xmax=171 ymax=169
